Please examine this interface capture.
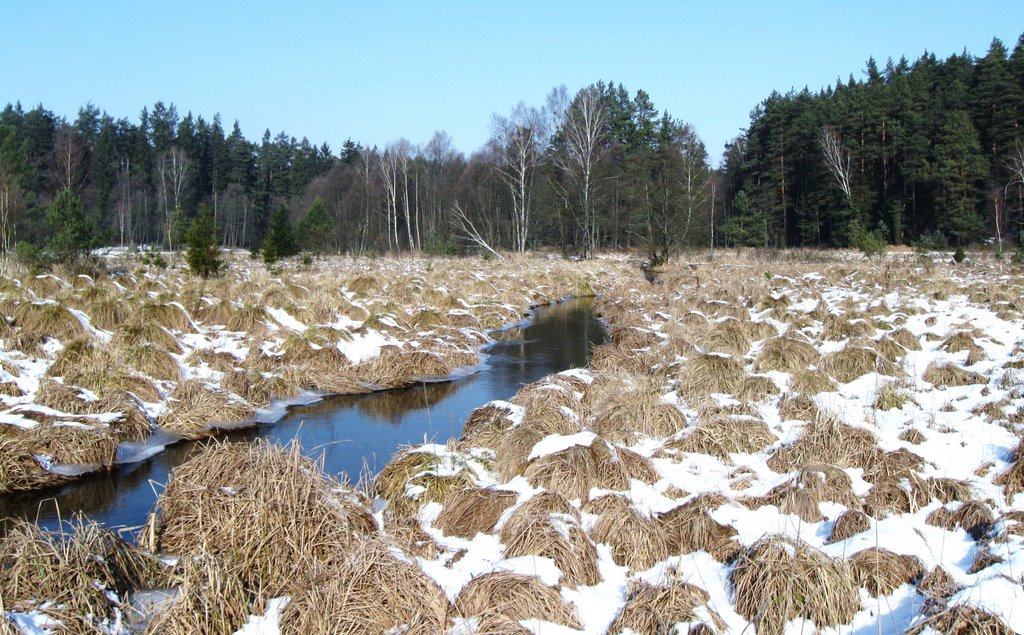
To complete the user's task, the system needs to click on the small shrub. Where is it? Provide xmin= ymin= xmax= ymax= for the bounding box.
xmin=953 ymin=247 xmax=966 ymax=264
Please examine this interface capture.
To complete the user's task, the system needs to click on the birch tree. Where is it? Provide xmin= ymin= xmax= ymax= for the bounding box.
xmin=491 ymin=103 xmax=546 ymax=252
xmin=552 ymin=85 xmax=607 ymax=258
xmin=819 ymin=125 xmax=853 ymax=207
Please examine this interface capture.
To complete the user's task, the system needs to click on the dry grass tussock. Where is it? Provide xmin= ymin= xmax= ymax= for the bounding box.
xmin=156 ymin=439 xmax=376 ymax=599
xmin=768 ymin=413 xmax=878 ymax=472
xmin=12 ymin=301 xmax=84 ymax=342
xmin=607 ymin=570 xmax=726 ymax=634
xmin=905 ymin=604 xmax=1016 ymax=635
xmin=676 ymin=353 xmax=746 ymax=400
xmin=110 ymin=321 xmax=184 ymax=354
xmin=145 ymin=551 xmax=250 ymax=635
xmin=157 ymin=379 xmax=255 ymax=438
xmin=827 ymin=510 xmax=872 ymax=543
xmin=586 ymin=370 xmax=686 ymax=443
xmin=281 ymin=537 xmax=450 ymax=635
xmin=923 ymin=361 xmax=986 ymax=387
xmin=522 ymin=436 xmax=655 ymax=501
xmin=374 ymin=445 xmax=477 ymax=517
xmin=510 ymin=378 xmax=585 ymax=436
xmin=454 ymin=571 xmax=582 ymax=629
xmin=848 ymin=547 xmax=924 ymax=596
xmin=925 ymin=500 xmax=995 ymax=540
xmin=995 ymin=439 xmax=1024 ymax=500
xmin=586 ymin=494 xmax=670 ymax=570
xmin=0 ymin=518 xmax=160 ymax=629
xmin=663 ymin=414 xmax=777 ymax=460
xmin=658 ymin=493 xmax=741 ymax=563
xmin=757 ymin=333 xmax=819 ymax=374
xmin=434 ymin=487 xmax=518 ymax=538
xmin=820 ymin=345 xmax=901 ymax=383
xmin=748 ymin=462 xmax=859 ymax=523
xmin=789 ymin=368 xmax=838 ymax=395
xmin=702 ymin=317 xmax=752 ymax=355
xmin=730 ymin=534 xmax=860 ymax=635
xmin=499 ymin=496 xmax=600 ymax=588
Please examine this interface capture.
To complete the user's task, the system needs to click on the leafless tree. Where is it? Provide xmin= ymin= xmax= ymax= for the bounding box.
xmin=820 ymin=125 xmax=853 ymax=206
xmin=450 ymin=201 xmax=502 ymax=259
xmin=551 ymin=85 xmax=607 ymax=258
xmin=54 ymin=127 xmax=84 ymax=192
xmin=378 ymin=144 xmax=401 ymax=250
xmin=115 ymin=157 xmax=133 ymax=247
xmin=677 ymin=124 xmax=712 ymax=245
xmin=491 ymin=103 xmax=547 ymax=252
xmin=0 ymin=167 xmax=20 ymax=274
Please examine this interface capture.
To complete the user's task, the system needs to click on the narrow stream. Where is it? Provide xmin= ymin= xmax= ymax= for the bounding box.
xmin=0 ymin=298 xmax=605 ymax=534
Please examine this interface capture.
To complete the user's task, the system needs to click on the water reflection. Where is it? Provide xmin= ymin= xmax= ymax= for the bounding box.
xmin=0 ymin=298 xmax=605 ymax=533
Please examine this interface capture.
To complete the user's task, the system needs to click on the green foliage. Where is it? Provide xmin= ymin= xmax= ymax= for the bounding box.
xmin=262 ymin=205 xmax=297 ymax=264
xmin=45 ymin=188 xmax=92 ymax=264
xmin=721 ymin=191 xmax=766 ymax=247
xmin=185 ymin=206 xmax=223 ymax=278
xmin=296 ymin=196 xmax=334 ymax=255
xmin=15 ymin=241 xmax=51 ymax=273
xmin=140 ymin=246 xmax=168 ymax=269
xmin=915 ymin=230 xmax=949 ymax=253
xmin=953 ymin=247 xmax=966 ymax=264
xmin=847 ymin=220 xmax=887 ymax=258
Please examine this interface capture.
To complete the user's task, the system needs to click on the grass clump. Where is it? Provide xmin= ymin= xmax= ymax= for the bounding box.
xmin=587 ymin=371 xmax=686 ymax=443
xmin=905 ymin=604 xmax=1015 ymax=635
xmin=374 ymin=445 xmax=478 ymax=516
xmin=157 ymin=379 xmax=255 ymax=438
xmin=499 ymin=496 xmax=600 ymax=588
xmin=750 ymin=463 xmax=859 ymax=523
xmin=607 ymin=571 xmax=726 ymax=635
xmin=156 ymin=439 xmax=376 ymax=600
xmin=754 ymin=336 xmax=820 ymax=373
xmin=677 ymin=353 xmax=746 ymax=400
xmin=820 ymin=345 xmax=899 ymax=383
xmin=663 ymin=414 xmax=777 ymax=460
xmin=767 ymin=414 xmax=879 ymax=472
xmin=434 ymin=487 xmax=517 ymax=538
xmin=12 ymin=301 xmax=84 ymax=342
xmin=658 ymin=493 xmax=741 ymax=563
xmin=848 ymin=547 xmax=924 ymax=596
xmin=923 ymin=361 xmax=986 ymax=387
xmin=454 ymin=571 xmax=582 ymax=629
xmin=827 ymin=509 xmax=872 ymax=543
xmin=586 ymin=494 xmax=670 ymax=571
xmin=730 ymin=534 xmax=860 ymax=635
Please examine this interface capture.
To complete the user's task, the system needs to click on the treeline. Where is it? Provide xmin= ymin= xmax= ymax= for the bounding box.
xmin=0 ymin=83 xmax=713 ymax=261
xmin=719 ymin=34 xmax=1024 ymax=249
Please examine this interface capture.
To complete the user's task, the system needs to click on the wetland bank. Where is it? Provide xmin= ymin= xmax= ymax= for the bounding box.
xmin=2 ymin=249 xmax=1024 ymax=634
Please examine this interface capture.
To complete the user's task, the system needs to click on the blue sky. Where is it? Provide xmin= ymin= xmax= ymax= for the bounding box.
xmin=5 ymin=1 xmax=1023 ymax=165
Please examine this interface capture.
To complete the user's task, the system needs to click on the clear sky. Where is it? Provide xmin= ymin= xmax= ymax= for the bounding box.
xmin=5 ymin=1 xmax=1023 ymax=165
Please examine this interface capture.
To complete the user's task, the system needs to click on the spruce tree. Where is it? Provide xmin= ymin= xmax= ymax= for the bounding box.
xmin=296 ymin=196 xmax=334 ymax=255
xmin=262 ymin=205 xmax=296 ymax=263
xmin=186 ymin=206 xmax=223 ymax=278
xmin=45 ymin=188 xmax=90 ymax=265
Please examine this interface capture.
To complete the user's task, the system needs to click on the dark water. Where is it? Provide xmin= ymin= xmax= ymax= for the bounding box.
xmin=0 ymin=298 xmax=604 ymax=535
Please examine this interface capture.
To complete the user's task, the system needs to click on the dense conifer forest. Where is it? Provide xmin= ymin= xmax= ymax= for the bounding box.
xmin=1 ymin=33 xmax=1022 ymax=261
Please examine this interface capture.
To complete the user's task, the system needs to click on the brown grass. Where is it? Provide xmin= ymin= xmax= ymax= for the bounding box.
xmin=848 ymin=547 xmax=924 ymax=596
xmin=587 ymin=371 xmax=687 ymax=444
xmin=138 ymin=301 xmax=195 ymax=332
xmin=607 ymin=571 xmax=726 ymax=635
xmin=13 ymin=301 xmax=84 ymax=341
xmin=27 ymin=419 xmax=120 ymax=468
xmin=754 ymin=336 xmax=820 ymax=373
xmin=0 ymin=518 xmax=160 ymax=629
xmin=995 ymin=439 xmax=1024 ymax=500
xmin=737 ymin=374 xmax=780 ymax=401
xmin=730 ymin=534 xmax=860 ymax=635
xmin=374 ymin=446 xmax=477 ymax=516
xmin=821 ymin=313 xmax=875 ymax=341
xmin=145 ymin=551 xmax=250 ymax=635
xmin=658 ymin=493 xmax=741 ymax=563
xmin=434 ymin=487 xmax=518 ymax=538
xmin=157 ymin=440 xmax=376 ymax=600
xmin=821 ymin=345 xmax=900 ymax=383
xmin=767 ymin=414 xmax=878 ymax=472
xmin=587 ymin=494 xmax=670 ymax=570
xmin=110 ymin=321 xmax=184 ymax=355
xmin=917 ymin=566 xmax=962 ymax=598
xmin=676 ymin=353 xmax=746 ymax=400
xmin=925 ymin=500 xmax=994 ymax=540
xmin=663 ymin=414 xmax=777 ymax=460
xmin=119 ymin=342 xmax=183 ymax=381
xmin=888 ymin=326 xmax=923 ymax=351
xmin=281 ymin=538 xmax=450 ymax=635
xmin=923 ymin=361 xmax=986 ymax=387
xmin=790 ymin=368 xmax=838 ymax=394
xmin=157 ymin=379 xmax=255 ymax=438
xmin=905 ymin=604 xmax=1016 ymax=635
xmin=522 ymin=436 xmax=646 ymax=501
xmin=751 ymin=463 xmax=860 ymax=523
xmin=702 ymin=318 xmax=752 ymax=355
xmin=827 ymin=510 xmax=872 ymax=543
xmin=499 ymin=498 xmax=600 ymax=588
xmin=454 ymin=571 xmax=582 ymax=629
xmin=778 ymin=394 xmax=820 ymax=421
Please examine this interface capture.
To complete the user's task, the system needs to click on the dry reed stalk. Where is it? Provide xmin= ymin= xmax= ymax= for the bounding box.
xmin=454 ymin=571 xmax=583 ymax=629
xmin=923 ymin=361 xmax=986 ymax=387
xmin=434 ymin=487 xmax=518 ymax=538
xmin=586 ymin=494 xmax=670 ymax=570
xmin=12 ymin=301 xmax=84 ymax=342
xmin=827 ymin=509 xmax=872 ymax=543
xmin=848 ymin=547 xmax=924 ymax=596
xmin=156 ymin=439 xmax=376 ymax=599
xmin=926 ymin=477 xmax=974 ymax=504
xmin=750 ymin=463 xmax=859 ymax=523
xmin=281 ymin=537 xmax=450 ymax=635
xmin=0 ymin=435 xmax=51 ymax=493
xmin=226 ymin=303 xmax=271 ymax=333
xmin=607 ymin=572 xmax=726 ymax=635
xmin=658 ymin=493 xmax=741 ymax=563
xmin=34 ymin=377 xmax=90 ymax=413
xmin=663 ymin=414 xmax=777 ymax=460
xmin=730 ymin=534 xmax=860 ymax=635
xmin=381 ymin=513 xmax=440 ymax=559
xmin=898 ymin=427 xmax=927 ymax=444
xmin=157 ymin=379 xmax=255 ymax=438
xmin=905 ymin=605 xmax=1016 ymax=635
xmin=0 ymin=518 xmax=160 ymax=629
xmin=767 ymin=414 xmax=879 ymax=472
xmin=499 ymin=502 xmax=600 ymax=588
xmin=676 ymin=353 xmax=746 ymax=400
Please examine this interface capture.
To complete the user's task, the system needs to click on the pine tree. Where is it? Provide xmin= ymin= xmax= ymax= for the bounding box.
xmin=296 ymin=196 xmax=335 ymax=255
xmin=46 ymin=188 xmax=91 ymax=264
xmin=934 ymin=111 xmax=988 ymax=244
xmin=262 ymin=205 xmax=296 ymax=263
xmin=185 ymin=206 xmax=223 ymax=278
